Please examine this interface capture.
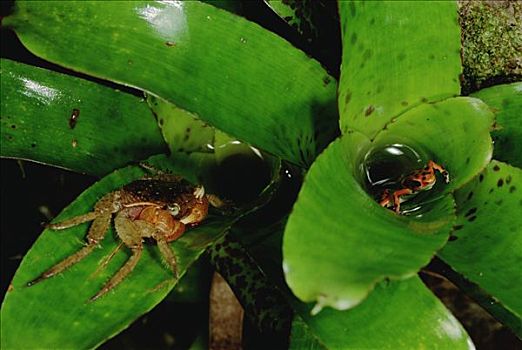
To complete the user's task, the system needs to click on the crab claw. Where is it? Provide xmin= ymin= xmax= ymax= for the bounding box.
xmin=193 ymin=186 xmax=205 ymax=199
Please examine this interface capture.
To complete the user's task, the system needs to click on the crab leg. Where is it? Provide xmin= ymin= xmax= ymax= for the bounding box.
xmin=89 ymin=212 xmax=143 ymax=301
xmin=47 ymin=192 xmax=120 ymax=230
xmin=131 ymin=215 xmax=183 ymax=278
xmin=47 ymin=212 xmax=99 ymax=230
xmin=89 ymin=247 xmax=142 ymax=302
xmin=28 ymin=210 xmax=112 ymax=286
xmin=156 ymin=239 xmax=179 ymax=278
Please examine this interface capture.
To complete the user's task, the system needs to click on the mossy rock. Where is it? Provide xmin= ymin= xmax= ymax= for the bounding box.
xmin=459 ymin=0 xmax=522 ymax=94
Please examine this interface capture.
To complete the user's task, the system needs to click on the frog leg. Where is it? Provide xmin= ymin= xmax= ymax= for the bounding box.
xmin=428 ymin=160 xmax=450 ymax=183
xmin=379 ymin=189 xmax=393 ymax=208
xmin=392 ymin=188 xmax=414 ymax=214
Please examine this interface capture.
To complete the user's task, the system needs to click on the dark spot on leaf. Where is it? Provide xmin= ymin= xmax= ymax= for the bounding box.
xmin=465 ymin=157 xmax=470 ymax=164
xmin=323 ymin=76 xmax=331 ymax=86
xmin=448 ymin=235 xmax=458 ymax=241
xmin=349 ymin=1 xmax=356 ymax=16
xmin=369 ymin=18 xmax=375 ymax=25
xmin=506 ymin=175 xmax=512 ymax=184
xmin=497 ymin=179 xmax=504 ymax=187
xmin=453 ymin=224 xmax=464 ymax=231
xmin=421 ymin=97 xmax=428 ymax=103
xmin=363 ymin=49 xmax=373 ymax=60
xmin=479 ymin=174 xmax=484 ymax=182
xmin=397 ymin=52 xmax=406 ymax=61
xmin=493 ymin=165 xmax=500 ymax=171
xmin=509 ymin=186 xmax=516 ymax=193
xmin=10 ymin=124 xmax=16 ymax=129
xmin=465 ymin=208 xmax=477 ymax=217
xmin=494 ymin=199 xmax=503 ymax=206
xmin=364 ymin=105 xmax=375 ymax=117
xmin=429 ymin=54 xmax=435 ymax=60
xmin=165 ymin=41 xmax=175 ymax=47
xmin=468 ymin=215 xmax=477 ymax=222
xmin=159 ymin=118 xmax=164 ymax=126
xmin=31 ymin=142 xmax=36 ymax=148
xmin=7 ymin=135 xmax=13 ymax=140
xmin=489 ymin=188 xmax=494 ymax=194
xmin=401 ymin=101 xmax=408 ymax=107
xmin=350 ymin=32 xmax=357 ymax=44
xmin=467 ymin=192 xmax=474 ymax=201
xmin=344 ymin=90 xmax=352 ymax=105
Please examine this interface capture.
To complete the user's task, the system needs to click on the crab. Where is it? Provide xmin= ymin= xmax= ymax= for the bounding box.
xmin=27 ymin=175 xmax=222 ymax=301
xmin=379 ymin=160 xmax=449 ymax=214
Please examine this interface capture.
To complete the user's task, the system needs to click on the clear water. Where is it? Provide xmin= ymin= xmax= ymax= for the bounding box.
xmin=361 ymin=143 xmax=434 ymax=215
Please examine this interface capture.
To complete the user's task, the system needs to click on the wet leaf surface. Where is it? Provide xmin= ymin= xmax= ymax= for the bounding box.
xmin=0 ymin=59 xmax=166 ymax=176
xmin=4 ymin=1 xmax=338 ymax=167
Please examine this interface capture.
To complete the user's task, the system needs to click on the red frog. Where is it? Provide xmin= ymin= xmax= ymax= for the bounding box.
xmin=379 ymin=160 xmax=449 ymax=214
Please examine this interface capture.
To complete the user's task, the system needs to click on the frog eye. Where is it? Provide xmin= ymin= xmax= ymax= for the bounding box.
xmin=166 ymin=203 xmax=181 ymax=217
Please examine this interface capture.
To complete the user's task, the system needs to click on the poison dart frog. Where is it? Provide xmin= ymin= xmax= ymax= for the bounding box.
xmin=379 ymin=160 xmax=449 ymax=214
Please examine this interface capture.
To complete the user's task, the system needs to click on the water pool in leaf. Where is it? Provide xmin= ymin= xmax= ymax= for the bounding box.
xmin=362 ymin=143 xmax=448 ymax=216
xmin=207 ymin=152 xmax=273 ymax=206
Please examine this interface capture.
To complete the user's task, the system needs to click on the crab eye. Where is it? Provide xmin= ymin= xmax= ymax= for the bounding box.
xmin=167 ymin=204 xmax=180 ymax=217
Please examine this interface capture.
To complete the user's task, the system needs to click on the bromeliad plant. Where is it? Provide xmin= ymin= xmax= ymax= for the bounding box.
xmin=1 ymin=1 xmax=521 ymax=348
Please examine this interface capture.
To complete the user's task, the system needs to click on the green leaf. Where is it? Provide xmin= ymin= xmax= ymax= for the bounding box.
xmin=4 ymin=0 xmax=338 ymax=167
xmin=292 ymin=277 xmax=473 ymax=350
xmin=1 ymin=166 xmax=234 ymax=349
xmin=265 ymin=0 xmax=319 ymax=40
xmin=226 ymin=218 xmax=473 ymax=349
xmin=283 ymin=96 xmax=494 ymax=311
xmin=147 ymin=94 xmax=214 ymax=155
xmin=471 ymin=82 xmax=522 ymax=168
xmin=0 ymin=59 xmax=166 ymax=176
xmin=283 ymin=134 xmax=455 ymax=311
xmin=338 ymin=0 xmax=461 ymax=138
xmin=438 ymin=161 xmax=522 ymax=334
